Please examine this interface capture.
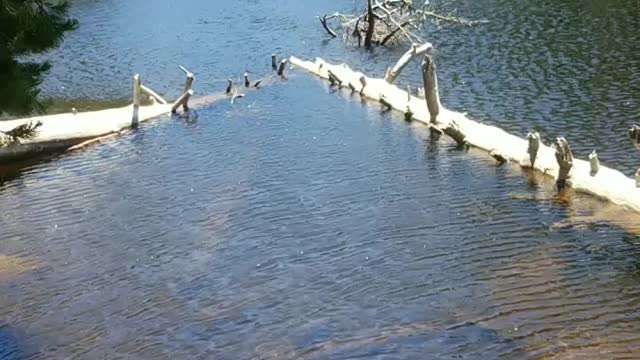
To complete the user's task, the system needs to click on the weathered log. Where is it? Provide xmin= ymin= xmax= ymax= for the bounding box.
xmin=171 ymin=89 xmax=195 ymax=114
xmin=385 ymin=42 xmax=432 ymax=83
xmin=289 ymin=55 xmax=640 ymax=214
xmin=0 ymin=102 xmax=172 ymax=162
xmin=0 ymin=67 xmax=284 ymax=163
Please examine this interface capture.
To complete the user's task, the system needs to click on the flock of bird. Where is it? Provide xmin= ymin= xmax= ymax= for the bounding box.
xmin=224 ymin=56 xmax=288 ymax=104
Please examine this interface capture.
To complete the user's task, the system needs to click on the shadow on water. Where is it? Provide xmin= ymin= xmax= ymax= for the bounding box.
xmin=0 ymin=326 xmax=25 ymax=360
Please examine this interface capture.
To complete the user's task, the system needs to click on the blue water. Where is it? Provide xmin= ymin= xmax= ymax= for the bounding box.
xmin=2 ymin=0 xmax=640 ymax=358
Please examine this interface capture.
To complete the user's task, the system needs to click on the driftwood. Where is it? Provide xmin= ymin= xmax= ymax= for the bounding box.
xmin=290 ymin=55 xmax=640 ymax=214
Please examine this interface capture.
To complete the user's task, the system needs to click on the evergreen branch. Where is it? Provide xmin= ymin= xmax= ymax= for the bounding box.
xmin=0 ymin=120 xmax=42 ymax=146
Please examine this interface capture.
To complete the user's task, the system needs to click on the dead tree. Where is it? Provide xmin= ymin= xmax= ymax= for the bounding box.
xmin=317 ymin=0 xmax=485 ymax=48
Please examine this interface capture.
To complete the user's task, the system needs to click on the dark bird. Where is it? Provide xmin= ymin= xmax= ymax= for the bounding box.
xmin=226 ymin=78 xmax=233 ymax=94
xmin=244 ymin=72 xmax=250 ymax=87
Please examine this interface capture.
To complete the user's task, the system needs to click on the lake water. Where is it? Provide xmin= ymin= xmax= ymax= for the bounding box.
xmin=2 ymin=0 xmax=640 ymax=358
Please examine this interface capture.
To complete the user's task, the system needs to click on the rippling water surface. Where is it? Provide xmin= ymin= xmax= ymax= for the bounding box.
xmin=2 ymin=0 xmax=640 ymax=358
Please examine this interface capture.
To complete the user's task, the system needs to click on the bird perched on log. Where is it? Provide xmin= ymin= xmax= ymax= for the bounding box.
xmin=226 ymin=79 xmax=233 ymax=94
xmin=243 ymin=73 xmax=263 ymax=88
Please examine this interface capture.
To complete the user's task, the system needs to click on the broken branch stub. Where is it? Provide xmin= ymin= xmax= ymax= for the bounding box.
xmin=140 ymin=84 xmax=168 ymax=105
xmin=421 ymin=53 xmax=440 ymax=125
xmin=359 ymin=75 xmax=367 ymax=93
xmin=526 ymin=132 xmax=540 ymax=167
xmin=327 ymin=70 xmax=343 ymax=87
xmin=171 ymin=89 xmax=194 ymax=114
xmin=277 ymin=59 xmax=288 ymax=78
xmin=385 ymin=42 xmax=432 ymax=83
xmin=588 ymin=149 xmax=600 ymax=175
xmin=628 ymin=124 xmax=640 ymax=151
xmin=132 ymin=74 xmax=141 ymax=127
xmin=554 ymin=137 xmax=574 ymax=190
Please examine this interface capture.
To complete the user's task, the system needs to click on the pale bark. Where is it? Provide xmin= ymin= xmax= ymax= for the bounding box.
xmin=385 ymin=42 xmax=432 ymax=83
xmin=171 ymin=89 xmax=195 ymax=113
xmin=140 ymin=84 xmax=168 ymax=104
xmin=290 ymin=55 xmax=640 ymax=214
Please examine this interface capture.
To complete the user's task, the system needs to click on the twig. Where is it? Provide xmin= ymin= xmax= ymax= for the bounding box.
xmin=317 ymin=14 xmax=337 ymax=38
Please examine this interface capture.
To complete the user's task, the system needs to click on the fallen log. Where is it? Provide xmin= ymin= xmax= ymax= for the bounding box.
xmin=290 ymin=55 xmax=640 ymax=214
xmin=0 ymin=102 xmax=171 ymax=162
xmin=0 ymin=69 xmax=188 ymax=162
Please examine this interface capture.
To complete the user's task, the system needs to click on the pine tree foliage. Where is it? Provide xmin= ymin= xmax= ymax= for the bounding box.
xmin=0 ymin=0 xmax=78 ymax=115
